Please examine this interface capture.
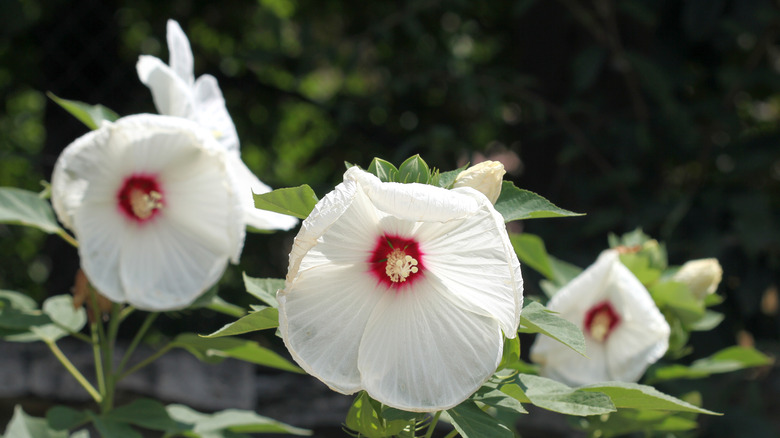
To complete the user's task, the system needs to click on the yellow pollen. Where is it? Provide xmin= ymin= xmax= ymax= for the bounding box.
xmin=129 ymin=190 xmax=163 ymax=220
xmin=385 ymin=248 xmax=419 ymax=283
xmin=589 ymin=310 xmax=612 ymax=342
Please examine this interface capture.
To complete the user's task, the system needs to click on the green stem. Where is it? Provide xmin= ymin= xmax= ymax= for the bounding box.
xmin=56 ymin=229 xmax=79 ymax=247
xmin=118 ymin=344 xmax=173 ymax=381
xmin=423 ymin=411 xmax=442 ymax=438
xmin=45 ymin=339 xmax=102 ymax=403
xmin=443 ymin=430 xmax=460 ymax=438
xmin=116 ymin=312 xmax=158 ymax=377
xmin=117 ymin=305 xmax=136 ymax=323
xmin=101 ymin=303 xmax=123 ymax=413
xmin=90 ymin=321 xmax=106 ymax=396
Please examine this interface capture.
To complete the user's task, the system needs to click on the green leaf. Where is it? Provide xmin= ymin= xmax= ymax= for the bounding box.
xmin=203 ymin=307 xmax=279 ymax=338
xmin=167 ymin=404 xmax=311 ymax=436
xmin=583 ymin=409 xmax=699 ymax=437
xmin=3 ymin=405 xmax=70 ymax=438
xmin=447 ymin=401 xmax=514 ymax=438
xmin=0 ymin=290 xmax=37 ymax=310
xmin=345 ymin=392 xmax=386 ymax=438
xmin=649 ymin=281 xmax=705 ymax=324
xmin=647 ymin=346 xmax=773 ymax=382
xmin=688 ymin=310 xmax=724 ymax=331
xmin=0 ymin=187 xmax=62 ymax=234
xmin=581 ymin=382 xmax=719 ymax=414
xmin=172 ymin=333 xmax=303 ymax=373
xmin=435 ymin=164 xmax=469 ymax=188
xmin=493 ymin=182 xmax=583 ymax=222
xmin=243 ymin=274 xmax=284 ymax=307
xmin=498 ymin=336 xmax=521 ymax=370
xmin=91 ymin=416 xmax=142 ymax=438
xmin=509 ymin=233 xmax=554 ymax=280
xmin=473 ymin=387 xmax=528 ymax=414
xmin=188 ymin=286 xmax=246 ymax=319
xmin=502 ymin=374 xmax=616 ymax=416
xmin=48 ymin=92 xmax=118 ymax=130
xmin=103 ymin=399 xmax=180 ymax=432
xmin=45 ymin=406 xmax=90 ymax=431
xmin=519 ymin=301 xmax=586 ymax=357
xmin=47 ymin=92 xmax=119 ymax=130
xmin=396 ymin=154 xmax=430 ymax=184
xmin=6 ymin=295 xmax=86 ymax=342
xmin=367 ymin=158 xmax=399 ymax=182
xmin=253 ymin=185 xmax=318 ymax=220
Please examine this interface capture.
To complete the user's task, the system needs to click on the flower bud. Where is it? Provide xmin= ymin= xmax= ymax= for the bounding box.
xmin=672 ymin=258 xmax=723 ymax=300
xmin=453 ymin=160 xmax=506 ymax=204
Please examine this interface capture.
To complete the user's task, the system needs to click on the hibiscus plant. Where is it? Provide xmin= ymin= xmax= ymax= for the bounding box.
xmin=0 ymin=19 xmax=772 ymax=438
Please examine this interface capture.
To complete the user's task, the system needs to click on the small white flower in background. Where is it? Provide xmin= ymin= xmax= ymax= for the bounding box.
xmin=278 ymin=167 xmax=523 ymax=412
xmin=673 ymin=258 xmax=723 ymax=300
xmin=453 ymin=160 xmax=506 ymax=204
xmin=51 ymin=114 xmax=245 ymax=311
xmin=530 ymin=250 xmax=670 ymax=387
xmin=136 ymin=19 xmax=297 ymax=231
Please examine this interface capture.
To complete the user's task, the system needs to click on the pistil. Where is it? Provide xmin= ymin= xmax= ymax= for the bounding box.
xmin=385 ymin=248 xmax=419 ymax=283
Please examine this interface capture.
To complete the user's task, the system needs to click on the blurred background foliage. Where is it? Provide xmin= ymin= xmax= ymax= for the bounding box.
xmin=1 ymin=0 xmax=779 ymax=435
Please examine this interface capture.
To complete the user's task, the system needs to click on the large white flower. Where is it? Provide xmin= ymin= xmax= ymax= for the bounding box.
xmin=530 ymin=250 xmax=670 ymax=386
xmin=136 ymin=19 xmax=297 ymax=231
xmin=277 ymin=167 xmax=524 ymax=412
xmin=51 ymin=114 xmax=245 ymax=311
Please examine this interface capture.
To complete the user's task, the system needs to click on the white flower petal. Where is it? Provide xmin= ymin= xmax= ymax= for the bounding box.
xmin=228 ymin=154 xmax=298 ymax=232
xmin=279 ymin=264 xmax=384 ymax=393
xmin=193 ymin=74 xmax=239 ymax=153
xmin=166 ymin=19 xmax=194 ymax=86
xmin=136 ymin=55 xmax=194 ymax=119
xmin=358 ymin=285 xmax=503 ymax=411
xmin=606 ymin=322 xmax=669 ymax=382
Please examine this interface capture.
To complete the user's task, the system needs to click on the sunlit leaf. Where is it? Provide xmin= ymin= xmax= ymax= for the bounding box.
xmin=367 ymin=158 xmax=399 ymax=182
xmin=3 ymin=405 xmax=70 ymax=438
xmin=167 ymin=404 xmax=311 ymax=436
xmin=494 ymin=182 xmax=583 ymax=222
xmin=647 ymin=346 xmax=773 ymax=382
xmin=0 ymin=187 xmax=62 ymax=234
xmin=47 ymin=92 xmax=119 ymax=130
xmin=510 ymin=233 xmax=554 ymax=280
xmin=172 ymin=333 xmax=302 ymax=373
xmin=6 ymin=295 xmax=86 ymax=342
xmin=243 ymin=274 xmax=284 ymax=308
xmin=396 ymin=154 xmax=430 ymax=184
xmin=501 ymin=374 xmax=615 ymax=416
xmin=203 ymin=307 xmax=279 ymax=338
xmin=519 ymin=301 xmax=586 ymax=357
xmin=435 ymin=164 xmax=469 ymax=188
xmin=580 ymin=381 xmax=720 ymax=414
xmin=253 ymin=185 xmax=318 ymax=219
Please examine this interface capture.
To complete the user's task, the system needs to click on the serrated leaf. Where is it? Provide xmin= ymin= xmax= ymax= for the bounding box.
xmin=47 ymin=92 xmax=119 ymax=130
xmin=447 ymin=401 xmax=514 ymax=438
xmin=580 ymin=381 xmax=720 ymax=414
xmin=203 ymin=307 xmax=279 ymax=338
xmin=0 ymin=187 xmax=62 ymax=234
xmin=510 ymin=233 xmax=554 ymax=280
xmin=494 ymin=182 xmax=583 ymax=222
xmin=4 ymin=405 xmax=70 ymax=438
xmin=396 ymin=155 xmax=430 ymax=184
xmin=367 ymin=158 xmax=399 ymax=182
xmin=172 ymin=333 xmax=302 ymax=373
xmin=519 ymin=301 xmax=586 ymax=357
xmin=243 ymin=274 xmax=284 ymax=308
xmin=253 ymin=185 xmax=318 ymax=220
xmin=166 ymin=404 xmax=311 ymax=436
xmin=502 ymin=374 xmax=616 ymax=416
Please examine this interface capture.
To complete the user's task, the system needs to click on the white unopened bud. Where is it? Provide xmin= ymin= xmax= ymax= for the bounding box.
xmin=453 ymin=160 xmax=506 ymax=204
xmin=673 ymin=258 xmax=723 ymax=300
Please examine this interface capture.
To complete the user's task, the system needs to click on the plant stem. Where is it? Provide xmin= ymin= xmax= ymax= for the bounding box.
xmin=116 ymin=312 xmax=158 ymax=377
xmin=118 ymin=344 xmax=173 ymax=381
xmin=423 ymin=411 xmax=442 ymax=438
xmin=90 ymin=321 xmax=106 ymax=396
xmin=45 ymin=339 xmax=102 ymax=403
xmin=442 ymin=429 xmax=460 ymax=438
xmin=56 ymin=229 xmax=79 ymax=248
xmin=101 ymin=303 xmax=123 ymax=413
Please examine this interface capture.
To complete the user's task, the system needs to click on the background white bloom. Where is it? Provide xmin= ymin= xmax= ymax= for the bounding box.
xmin=530 ymin=250 xmax=670 ymax=386
xmin=453 ymin=160 xmax=506 ymax=204
xmin=673 ymin=258 xmax=723 ymax=300
xmin=136 ymin=19 xmax=297 ymax=231
xmin=278 ymin=167 xmax=523 ymax=412
xmin=51 ymin=114 xmax=245 ymax=311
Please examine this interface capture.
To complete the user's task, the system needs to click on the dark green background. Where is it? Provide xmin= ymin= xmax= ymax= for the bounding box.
xmin=1 ymin=0 xmax=778 ymax=436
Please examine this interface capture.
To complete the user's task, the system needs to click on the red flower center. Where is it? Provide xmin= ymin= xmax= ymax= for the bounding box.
xmin=584 ymin=301 xmax=621 ymax=342
xmin=117 ymin=174 xmax=164 ymax=223
xmin=368 ymin=234 xmax=425 ymax=289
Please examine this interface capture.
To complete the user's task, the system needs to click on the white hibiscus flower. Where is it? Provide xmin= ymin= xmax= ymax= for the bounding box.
xmin=277 ymin=167 xmax=524 ymax=412
xmin=530 ymin=250 xmax=670 ymax=386
xmin=136 ymin=19 xmax=297 ymax=231
xmin=51 ymin=114 xmax=245 ymax=311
